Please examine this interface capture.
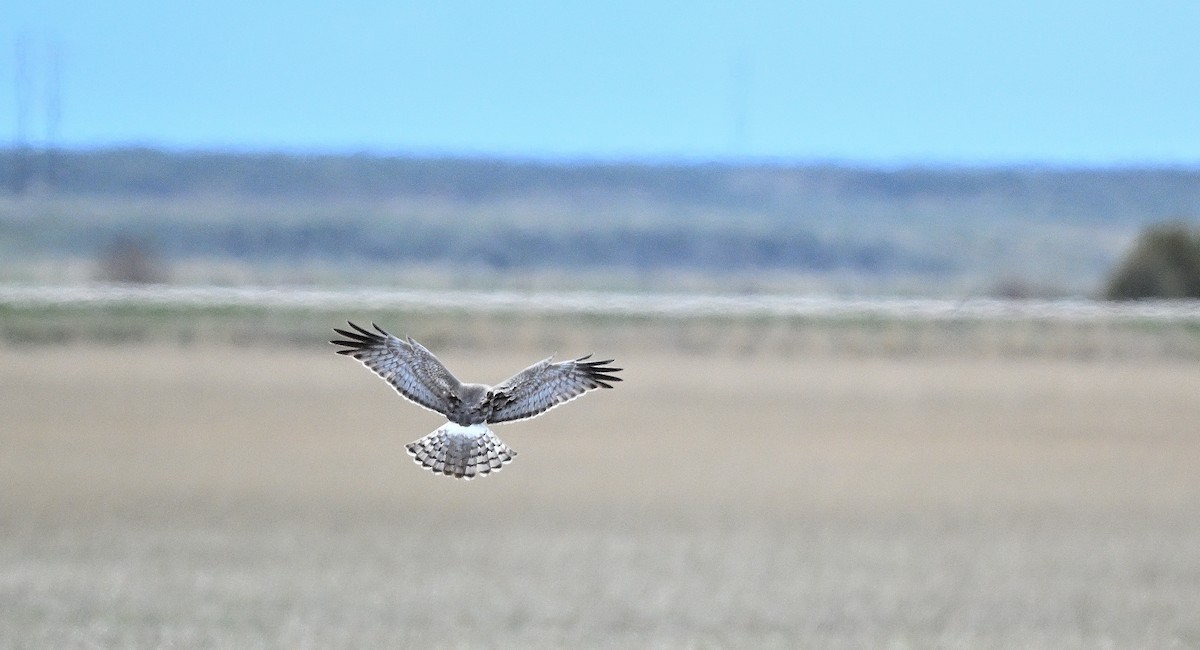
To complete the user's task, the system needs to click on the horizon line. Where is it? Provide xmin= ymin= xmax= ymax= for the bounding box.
xmin=3 ymin=144 xmax=1199 ymax=172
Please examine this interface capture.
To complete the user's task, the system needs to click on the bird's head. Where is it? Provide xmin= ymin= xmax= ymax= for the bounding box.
xmin=458 ymin=383 xmax=490 ymax=406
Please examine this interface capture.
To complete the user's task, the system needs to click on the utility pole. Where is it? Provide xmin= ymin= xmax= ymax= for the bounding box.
xmin=728 ymin=54 xmax=750 ymax=159
xmin=12 ymin=34 xmax=34 ymax=195
xmin=45 ymin=39 xmax=62 ymax=190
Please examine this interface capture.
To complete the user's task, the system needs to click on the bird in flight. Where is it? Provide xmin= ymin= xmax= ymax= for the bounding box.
xmin=331 ymin=321 xmax=622 ymax=479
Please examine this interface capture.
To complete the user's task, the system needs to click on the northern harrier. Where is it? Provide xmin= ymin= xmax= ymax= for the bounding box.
xmin=331 ymin=322 xmax=622 ymax=479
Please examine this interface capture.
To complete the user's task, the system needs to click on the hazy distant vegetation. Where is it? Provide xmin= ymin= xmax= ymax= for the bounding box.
xmin=1105 ymin=223 xmax=1200 ymax=300
xmin=2 ymin=148 xmax=1199 ymax=295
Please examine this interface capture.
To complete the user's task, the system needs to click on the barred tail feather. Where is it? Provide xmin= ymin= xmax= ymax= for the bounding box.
xmin=405 ymin=423 xmax=516 ymax=480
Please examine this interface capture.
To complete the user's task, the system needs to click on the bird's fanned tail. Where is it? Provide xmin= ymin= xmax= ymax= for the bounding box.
xmin=405 ymin=423 xmax=516 ymax=480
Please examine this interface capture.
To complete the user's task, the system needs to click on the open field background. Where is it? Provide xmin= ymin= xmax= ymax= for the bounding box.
xmin=7 ymin=149 xmax=1197 ymax=645
xmin=3 ymin=328 xmax=1199 ymax=647
xmin=4 ymin=286 xmax=1200 ymax=360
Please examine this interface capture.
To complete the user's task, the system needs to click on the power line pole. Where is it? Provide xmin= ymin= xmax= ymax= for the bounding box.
xmin=45 ymin=39 xmax=62 ymax=190
xmin=12 ymin=33 xmax=34 ymax=195
xmin=728 ymin=54 xmax=750 ymax=158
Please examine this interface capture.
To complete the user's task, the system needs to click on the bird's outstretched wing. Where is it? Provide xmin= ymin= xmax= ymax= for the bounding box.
xmin=486 ymin=355 xmax=622 ymax=424
xmin=331 ymin=322 xmax=462 ymax=417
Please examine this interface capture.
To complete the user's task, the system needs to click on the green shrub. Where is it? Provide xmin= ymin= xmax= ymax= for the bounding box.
xmin=1105 ymin=223 xmax=1200 ymax=300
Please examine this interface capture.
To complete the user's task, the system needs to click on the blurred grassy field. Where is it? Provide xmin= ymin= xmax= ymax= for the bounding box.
xmin=5 ymin=300 xmax=1200 ymax=359
xmin=2 ymin=336 xmax=1199 ymax=647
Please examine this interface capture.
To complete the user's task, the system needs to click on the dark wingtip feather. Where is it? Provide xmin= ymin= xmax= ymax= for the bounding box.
xmin=332 ymin=328 xmax=370 ymax=342
xmin=331 ymin=320 xmax=388 ymax=354
xmin=577 ymin=356 xmax=623 ymax=388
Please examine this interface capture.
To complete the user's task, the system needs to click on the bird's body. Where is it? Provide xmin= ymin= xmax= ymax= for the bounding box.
xmin=442 ymin=383 xmax=491 ymax=425
xmin=331 ymin=321 xmax=622 ymax=479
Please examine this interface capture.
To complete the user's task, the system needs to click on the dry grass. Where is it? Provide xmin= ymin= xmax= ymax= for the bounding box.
xmin=2 ymin=340 xmax=1199 ymax=648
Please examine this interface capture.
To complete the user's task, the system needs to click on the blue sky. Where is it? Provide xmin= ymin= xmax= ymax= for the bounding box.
xmin=5 ymin=0 xmax=1200 ymax=164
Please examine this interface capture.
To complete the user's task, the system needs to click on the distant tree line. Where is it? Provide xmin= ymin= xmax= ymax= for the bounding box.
xmin=4 ymin=148 xmax=1200 ymax=222
xmin=3 ymin=148 xmax=1200 ymax=292
xmin=57 ymin=217 xmax=947 ymax=276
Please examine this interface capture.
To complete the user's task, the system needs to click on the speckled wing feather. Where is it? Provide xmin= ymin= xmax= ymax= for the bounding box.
xmin=330 ymin=322 xmax=462 ymax=417
xmin=486 ymin=355 xmax=622 ymax=424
